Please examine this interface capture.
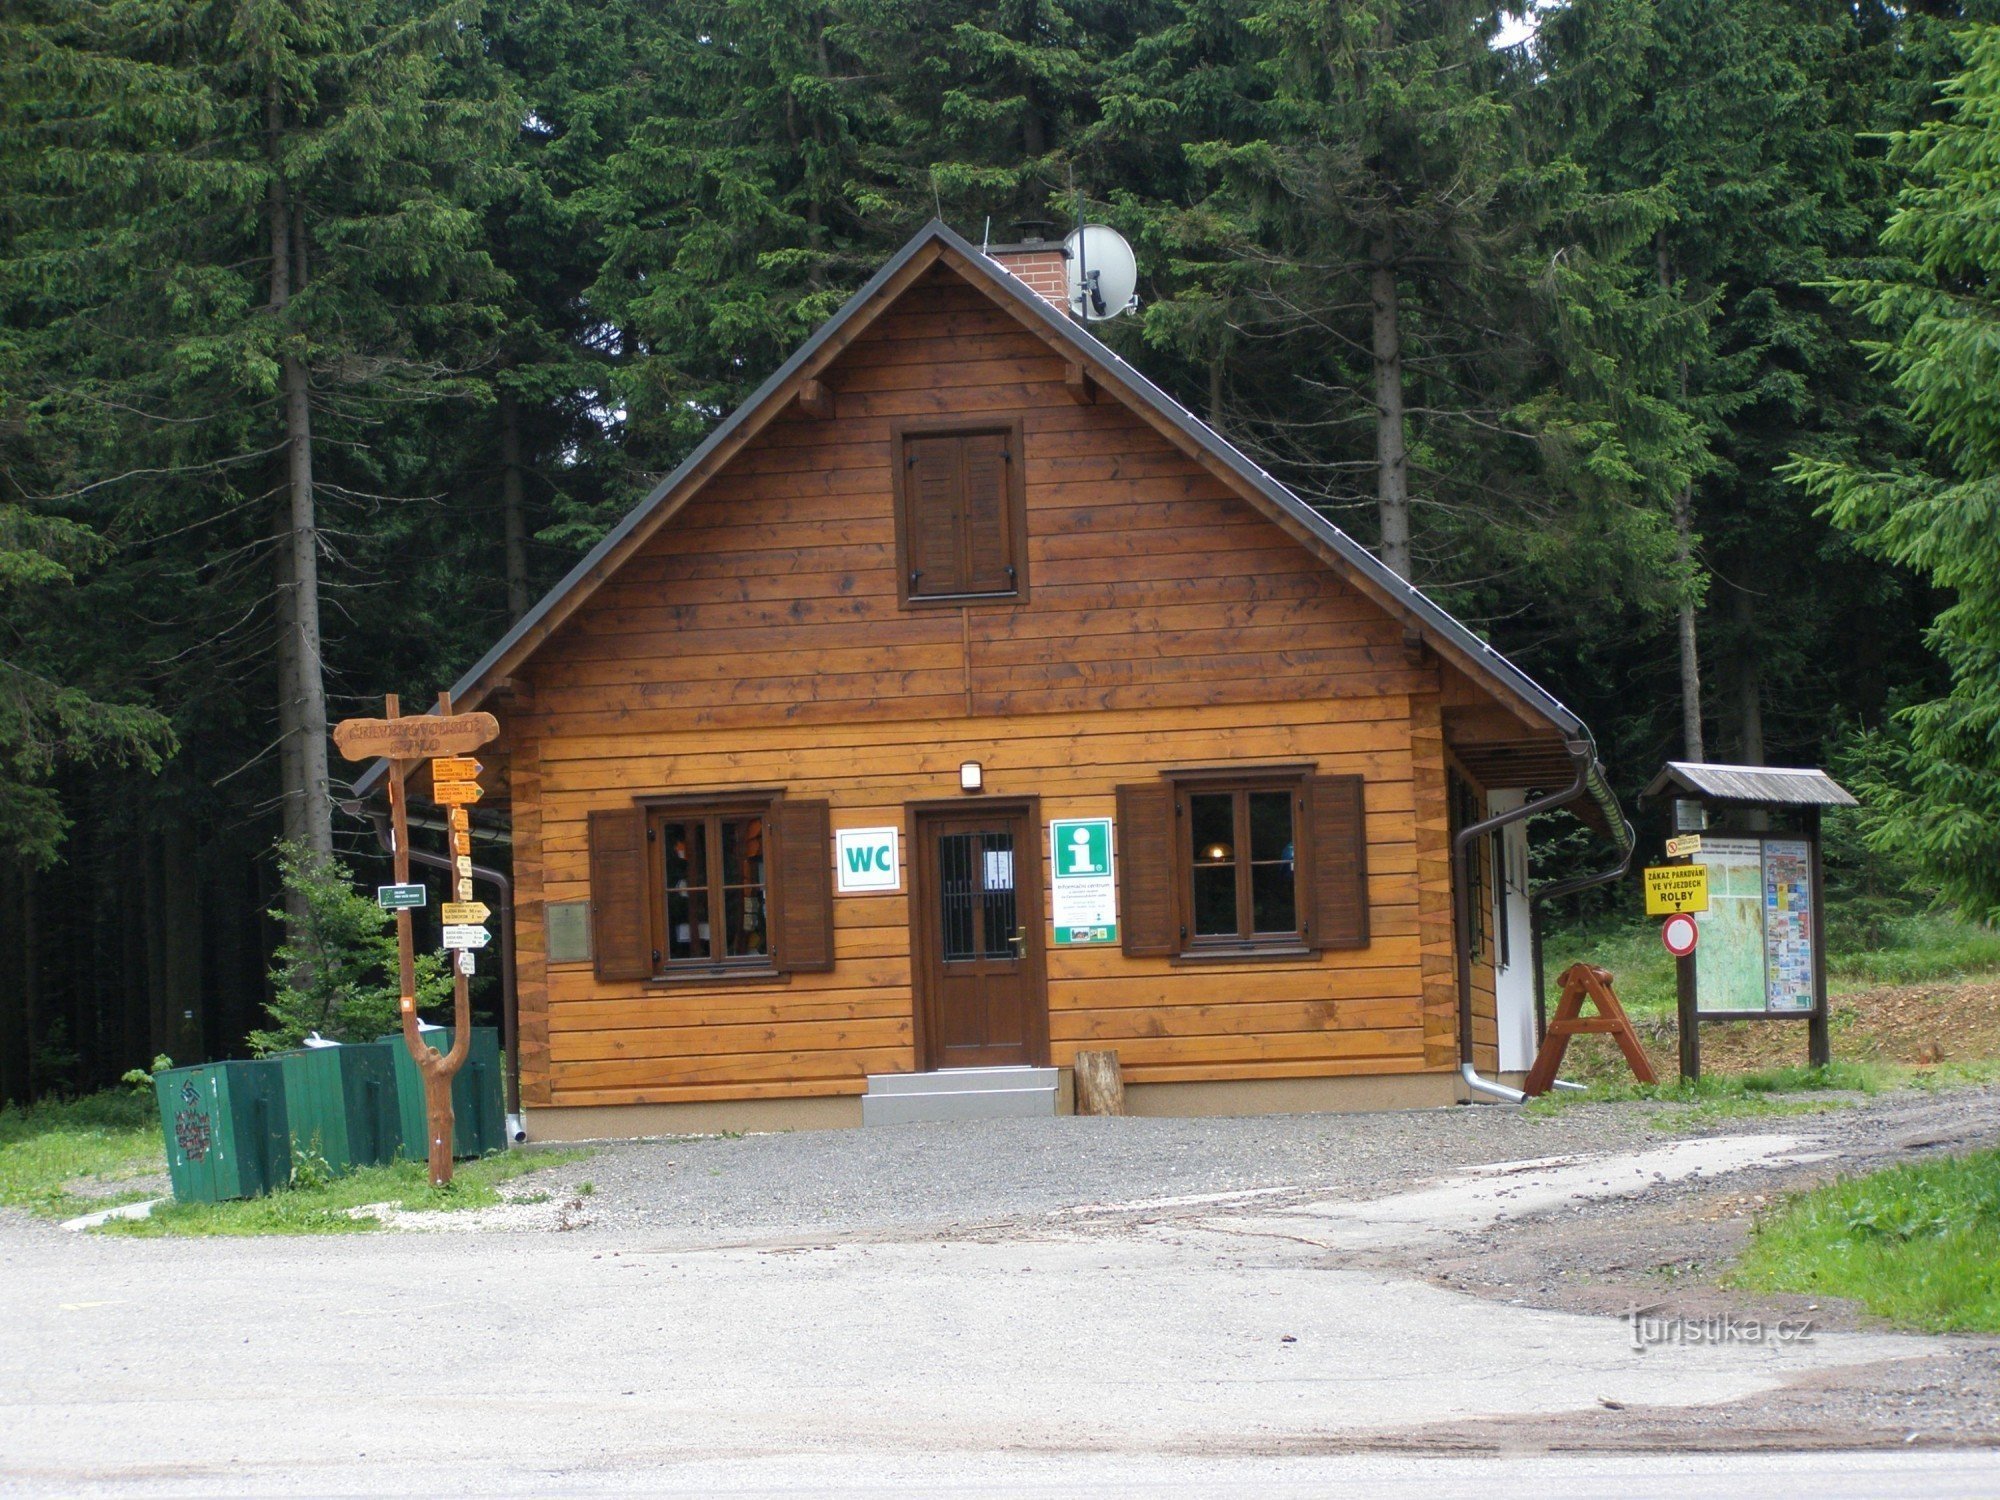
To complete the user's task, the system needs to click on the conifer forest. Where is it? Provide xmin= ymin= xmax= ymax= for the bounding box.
xmin=5 ymin=0 xmax=2000 ymax=1099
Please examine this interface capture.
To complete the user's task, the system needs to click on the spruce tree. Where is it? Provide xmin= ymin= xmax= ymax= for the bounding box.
xmin=1790 ymin=25 xmax=2000 ymax=919
xmin=0 ymin=0 xmax=510 ymax=880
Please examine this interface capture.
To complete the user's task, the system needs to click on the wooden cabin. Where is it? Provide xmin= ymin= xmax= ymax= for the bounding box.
xmin=360 ymin=221 xmax=1630 ymax=1138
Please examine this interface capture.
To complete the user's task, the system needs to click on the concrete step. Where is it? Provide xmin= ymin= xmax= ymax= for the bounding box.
xmin=866 ymin=1066 xmax=1057 ymax=1097
xmin=861 ymin=1086 xmax=1057 ymax=1127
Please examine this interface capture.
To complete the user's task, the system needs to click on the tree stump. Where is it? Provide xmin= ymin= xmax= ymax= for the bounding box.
xmin=1073 ymin=1049 xmax=1126 ymax=1116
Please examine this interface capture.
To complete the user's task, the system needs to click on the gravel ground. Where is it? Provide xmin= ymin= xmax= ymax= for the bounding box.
xmin=551 ymin=1098 xmax=1669 ymax=1245
xmin=530 ymin=1083 xmax=2000 ymax=1249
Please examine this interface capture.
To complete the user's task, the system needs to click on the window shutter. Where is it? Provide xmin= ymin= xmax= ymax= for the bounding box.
xmin=1306 ymin=774 xmax=1370 ymax=950
xmin=588 ymin=806 xmax=653 ymax=981
xmin=960 ymin=431 xmax=1014 ymax=593
xmin=1116 ymin=781 xmax=1178 ymax=956
xmin=904 ymin=437 xmax=962 ymax=595
xmin=770 ymin=798 xmax=835 ymax=972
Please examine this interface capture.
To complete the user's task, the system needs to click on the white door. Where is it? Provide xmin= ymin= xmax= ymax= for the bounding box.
xmin=1489 ymin=791 xmax=1537 ymax=1074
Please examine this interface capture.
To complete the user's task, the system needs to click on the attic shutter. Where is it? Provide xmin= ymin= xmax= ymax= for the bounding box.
xmin=770 ymin=798 xmax=835 ymax=972
xmin=904 ymin=437 xmax=962 ymax=596
xmin=588 ymin=806 xmax=653 ymax=981
xmin=1305 ymin=774 xmax=1370 ymax=950
xmin=1116 ymin=781 xmax=1178 ymax=956
xmin=960 ymin=431 xmax=1014 ymax=594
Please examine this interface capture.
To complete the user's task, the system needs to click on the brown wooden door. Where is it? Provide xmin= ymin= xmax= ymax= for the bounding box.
xmin=911 ymin=804 xmax=1047 ymax=1069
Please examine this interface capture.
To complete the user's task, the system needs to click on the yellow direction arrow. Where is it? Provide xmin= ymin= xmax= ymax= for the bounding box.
xmin=432 ymin=756 xmax=482 ymax=782
xmin=432 ymin=779 xmax=484 ymax=806
xmin=441 ymin=901 xmax=491 ymax=925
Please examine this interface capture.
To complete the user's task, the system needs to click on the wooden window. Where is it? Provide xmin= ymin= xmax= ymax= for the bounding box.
xmin=1116 ymin=771 xmax=1370 ymax=958
xmin=893 ymin=420 xmax=1027 ymax=605
xmin=653 ymin=805 xmax=771 ymax=969
xmin=1180 ymin=777 xmax=1306 ymax=952
xmin=588 ymin=796 xmax=834 ymax=981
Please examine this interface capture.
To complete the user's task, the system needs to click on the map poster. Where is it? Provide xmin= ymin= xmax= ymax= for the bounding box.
xmin=1692 ymin=836 xmax=1818 ymax=1014
xmin=1763 ymin=838 xmax=1815 ymax=1011
xmin=1694 ymin=838 xmax=1765 ymax=1012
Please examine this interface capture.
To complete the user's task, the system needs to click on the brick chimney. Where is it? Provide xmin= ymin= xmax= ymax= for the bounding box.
xmin=984 ymin=224 xmax=1072 ymax=314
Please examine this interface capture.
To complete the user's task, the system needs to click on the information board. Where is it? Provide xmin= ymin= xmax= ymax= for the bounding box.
xmin=1692 ymin=836 xmax=1816 ymax=1014
xmin=1049 ymin=817 xmax=1117 ymax=945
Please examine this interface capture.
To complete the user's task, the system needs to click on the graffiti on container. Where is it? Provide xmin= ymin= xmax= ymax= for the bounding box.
xmin=174 ymin=1081 xmax=213 ymax=1163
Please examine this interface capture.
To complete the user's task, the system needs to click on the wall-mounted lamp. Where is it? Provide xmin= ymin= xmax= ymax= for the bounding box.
xmin=960 ymin=761 xmax=983 ymax=793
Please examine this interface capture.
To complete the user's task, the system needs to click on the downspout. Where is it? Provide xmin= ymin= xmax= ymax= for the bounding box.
xmin=353 ymin=804 xmax=525 ymax=1144
xmin=1453 ymin=739 xmax=1630 ymax=1103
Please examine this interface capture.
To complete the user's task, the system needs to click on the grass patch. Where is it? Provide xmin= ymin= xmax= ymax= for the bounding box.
xmin=102 ymin=1149 xmax=583 ymax=1237
xmin=1733 ymin=1149 xmax=2000 ymax=1332
xmin=1525 ymin=1060 xmax=1883 ymax=1132
xmin=1541 ymin=906 xmax=2000 ymax=1022
xmin=1828 ymin=912 xmax=2000 ymax=988
xmin=0 ymin=1092 xmax=164 ymax=1218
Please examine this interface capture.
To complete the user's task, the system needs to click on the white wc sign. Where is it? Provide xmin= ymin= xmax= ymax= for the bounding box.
xmin=834 ymin=826 xmax=901 ymax=893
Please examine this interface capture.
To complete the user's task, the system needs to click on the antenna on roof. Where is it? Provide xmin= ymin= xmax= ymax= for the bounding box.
xmin=981 ymin=216 xmax=991 ymax=252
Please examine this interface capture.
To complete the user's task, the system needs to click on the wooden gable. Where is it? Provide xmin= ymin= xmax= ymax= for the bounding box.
xmin=527 ymin=266 xmax=1432 ymax=735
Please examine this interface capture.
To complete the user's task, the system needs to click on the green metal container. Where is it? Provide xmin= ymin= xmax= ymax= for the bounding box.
xmin=154 ymin=1060 xmax=292 ymax=1204
xmin=380 ymin=1026 xmax=506 ymax=1161
xmin=273 ymin=1043 xmax=401 ymax=1175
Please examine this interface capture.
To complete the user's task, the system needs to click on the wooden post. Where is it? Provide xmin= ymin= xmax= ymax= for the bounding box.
xmin=384 ymin=694 xmax=473 ymax=1187
xmin=1073 ymin=1049 xmax=1125 ymax=1116
xmin=336 ymin=693 xmax=499 ymax=1186
xmin=1806 ymin=807 xmax=1831 ymax=1069
xmin=1676 ymin=951 xmax=1699 ymax=1083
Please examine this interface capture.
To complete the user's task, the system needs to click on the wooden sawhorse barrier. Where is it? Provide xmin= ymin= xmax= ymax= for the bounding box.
xmin=1521 ymin=963 xmax=1658 ymax=1098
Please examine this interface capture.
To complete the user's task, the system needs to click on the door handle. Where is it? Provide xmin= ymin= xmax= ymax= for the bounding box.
xmin=1008 ymin=930 xmax=1027 ymax=955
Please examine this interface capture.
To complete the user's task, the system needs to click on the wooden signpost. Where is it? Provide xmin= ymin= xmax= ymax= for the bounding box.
xmin=334 ymin=692 xmax=499 ymax=1186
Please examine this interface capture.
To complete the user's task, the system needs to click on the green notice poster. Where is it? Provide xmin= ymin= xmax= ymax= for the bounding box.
xmin=1049 ymin=817 xmax=1117 ymax=945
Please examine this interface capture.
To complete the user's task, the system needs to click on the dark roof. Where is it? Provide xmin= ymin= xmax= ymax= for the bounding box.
xmin=1642 ymin=762 xmax=1858 ymax=808
xmin=354 ymin=220 xmax=1614 ymax=809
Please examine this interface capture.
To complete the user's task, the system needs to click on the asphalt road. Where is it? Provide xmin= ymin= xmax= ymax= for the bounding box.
xmin=3 ymin=1093 xmax=1998 ymax=1497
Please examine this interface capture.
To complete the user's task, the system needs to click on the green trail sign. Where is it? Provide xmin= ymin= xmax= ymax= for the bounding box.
xmin=377 ymin=883 xmax=426 ymax=910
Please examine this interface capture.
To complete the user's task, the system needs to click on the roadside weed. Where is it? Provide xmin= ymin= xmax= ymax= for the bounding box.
xmin=0 ymin=1094 xmax=163 ymax=1217
xmin=102 ymin=1149 xmax=585 ymax=1236
xmin=1734 ymin=1149 xmax=2000 ymax=1332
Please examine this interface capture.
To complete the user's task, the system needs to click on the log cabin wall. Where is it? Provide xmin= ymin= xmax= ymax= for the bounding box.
xmin=509 ymin=265 xmax=1488 ymax=1112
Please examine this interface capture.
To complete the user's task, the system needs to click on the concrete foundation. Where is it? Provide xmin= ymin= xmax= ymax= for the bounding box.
xmin=523 ymin=1068 xmax=1474 ymax=1141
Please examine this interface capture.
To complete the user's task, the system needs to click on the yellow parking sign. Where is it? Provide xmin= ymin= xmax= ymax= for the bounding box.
xmin=1643 ymin=863 xmax=1710 ymax=915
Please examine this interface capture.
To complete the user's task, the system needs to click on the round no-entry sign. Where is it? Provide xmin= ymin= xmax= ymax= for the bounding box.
xmin=1661 ymin=911 xmax=1700 ymax=958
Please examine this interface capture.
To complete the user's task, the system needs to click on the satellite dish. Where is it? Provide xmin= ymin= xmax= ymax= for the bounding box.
xmin=1064 ymin=224 xmax=1139 ymax=322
